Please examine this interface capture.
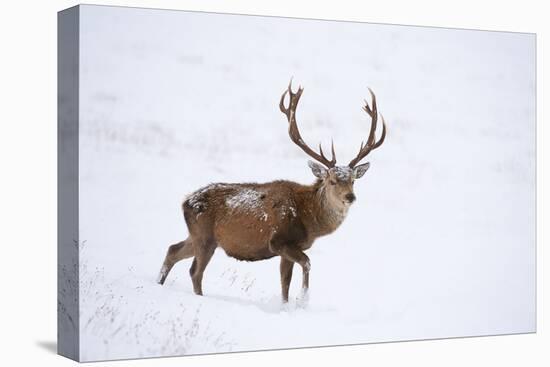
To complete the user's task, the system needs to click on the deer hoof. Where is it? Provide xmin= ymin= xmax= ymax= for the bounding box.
xmin=157 ymin=265 xmax=168 ymax=285
xmin=297 ymin=290 xmax=310 ymax=308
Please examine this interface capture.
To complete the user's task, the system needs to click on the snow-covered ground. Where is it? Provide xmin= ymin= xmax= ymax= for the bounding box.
xmin=73 ymin=5 xmax=535 ymax=361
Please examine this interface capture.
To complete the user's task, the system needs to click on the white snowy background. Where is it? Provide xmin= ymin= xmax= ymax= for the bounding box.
xmin=73 ymin=5 xmax=535 ymax=361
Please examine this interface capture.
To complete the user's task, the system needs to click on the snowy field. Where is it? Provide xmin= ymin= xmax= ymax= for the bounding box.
xmin=72 ymin=5 xmax=535 ymax=361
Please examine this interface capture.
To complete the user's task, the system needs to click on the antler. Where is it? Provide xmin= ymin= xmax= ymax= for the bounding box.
xmin=279 ymin=80 xmax=336 ymax=168
xmin=348 ymin=88 xmax=387 ymax=168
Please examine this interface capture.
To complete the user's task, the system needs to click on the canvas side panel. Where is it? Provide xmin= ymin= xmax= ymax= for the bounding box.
xmin=57 ymin=5 xmax=80 ymax=361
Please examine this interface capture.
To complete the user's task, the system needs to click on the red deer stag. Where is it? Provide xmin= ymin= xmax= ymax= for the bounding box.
xmin=157 ymin=81 xmax=387 ymax=302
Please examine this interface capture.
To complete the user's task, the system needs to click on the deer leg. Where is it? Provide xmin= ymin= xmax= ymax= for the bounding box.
xmin=275 ymin=245 xmax=310 ymax=293
xmin=157 ymin=238 xmax=194 ymax=285
xmin=189 ymin=239 xmax=216 ymax=296
xmin=280 ymin=257 xmax=294 ymax=303
xmin=282 ymin=247 xmax=310 ymax=291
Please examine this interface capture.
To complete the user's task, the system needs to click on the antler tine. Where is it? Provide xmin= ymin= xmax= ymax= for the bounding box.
xmin=372 ymin=114 xmax=387 ymax=149
xmin=348 ymin=88 xmax=386 ymax=168
xmin=279 ymin=79 xmax=300 ymax=118
xmin=365 ymin=88 xmax=378 ymax=146
xmin=318 ymin=143 xmax=325 ymax=159
xmin=279 ymin=89 xmax=290 ymax=118
xmin=279 ymin=79 xmax=336 ymax=168
xmin=318 ymin=140 xmax=337 ymax=167
xmin=363 ymin=101 xmax=373 ymax=116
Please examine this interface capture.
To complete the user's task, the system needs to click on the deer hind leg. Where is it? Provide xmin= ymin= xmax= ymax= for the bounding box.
xmin=157 ymin=238 xmax=194 ymax=285
xmin=280 ymin=257 xmax=294 ymax=303
xmin=189 ymin=238 xmax=216 ymax=296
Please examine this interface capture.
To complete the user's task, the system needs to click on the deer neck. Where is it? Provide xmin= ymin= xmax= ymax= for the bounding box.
xmin=305 ymin=181 xmax=349 ymax=237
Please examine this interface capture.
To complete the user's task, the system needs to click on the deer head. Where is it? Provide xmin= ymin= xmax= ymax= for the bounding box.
xmin=279 ymin=80 xmax=386 ymax=209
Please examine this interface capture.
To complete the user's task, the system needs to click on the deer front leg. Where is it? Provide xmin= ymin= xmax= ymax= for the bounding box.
xmin=269 ymin=225 xmax=309 ymax=301
xmin=282 ymin=247 xmax=310 ymax=290
xmin=271 ymin=243 xmax=310 ymax=296
xmin=280 ymin=257 xmax=294 ymax=302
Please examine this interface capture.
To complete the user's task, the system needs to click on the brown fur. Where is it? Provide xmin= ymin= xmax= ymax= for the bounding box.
xmin=157 ymin=170 xmax=358 ymax=302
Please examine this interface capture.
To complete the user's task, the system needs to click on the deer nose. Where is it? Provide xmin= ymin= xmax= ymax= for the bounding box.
xmin=345 ymin=193 xmax=356 ymax=203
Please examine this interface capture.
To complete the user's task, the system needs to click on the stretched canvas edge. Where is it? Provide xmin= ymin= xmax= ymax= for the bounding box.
xmin=57 ymin=4 xmax=80 ymax=362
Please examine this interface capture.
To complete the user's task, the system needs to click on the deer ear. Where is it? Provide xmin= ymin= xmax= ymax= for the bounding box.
xmin=308 ymin=161 xmax=328 ymax=179
xmin=353 ymin=162 xmax=370 ymax=179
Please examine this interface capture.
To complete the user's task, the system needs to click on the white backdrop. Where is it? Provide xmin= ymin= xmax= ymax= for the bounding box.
xmin=0 ymin=1 xmax=547 ymax=367
xmin=74 ymin=5 xmax=535 ymax=361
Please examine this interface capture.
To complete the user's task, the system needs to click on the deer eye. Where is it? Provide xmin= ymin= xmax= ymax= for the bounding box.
xmin=329 ymin=180 xmax=337 ymax=185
